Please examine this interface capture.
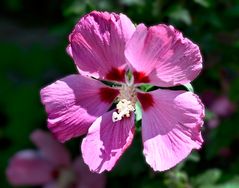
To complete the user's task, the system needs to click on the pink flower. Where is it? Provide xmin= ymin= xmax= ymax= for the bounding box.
xmin=201 ymin=91 xmax=235 ymax=128
xmin=40 ymin=11 xmax=205 ymax=173
xmin=210 ymin=96 xmax=235 ymax=117
xmin=6 ymin=130 xmax=106 ymax=188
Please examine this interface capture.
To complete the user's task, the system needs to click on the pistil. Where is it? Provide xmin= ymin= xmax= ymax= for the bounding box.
xmin=112 ymin=78 xmax=137 ymax=122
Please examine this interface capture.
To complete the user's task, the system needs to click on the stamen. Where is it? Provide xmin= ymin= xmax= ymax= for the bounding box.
xmin=112 ymin=71 xmax=137 ymax=122
xmin=112 ymin=99 xmax=135 ymax=122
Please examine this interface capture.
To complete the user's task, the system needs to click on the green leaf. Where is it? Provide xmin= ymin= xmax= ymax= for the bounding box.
xmin=183 ymin=83 xmax=194 ymax=92
xmin=200 ymin=176 xmax=239 ymax=188
xmin=5 ymin=0 xmax=22 ymax=11
xmin=135 ymin=102 xmax=142 ymax=121
xmin=194 ymin=0 xmax=211 ymax=8
xmin=225 ymin=5 xmax=239 ymax=17
xmin=192 ymin=169 xmax=222 ymax=187
xmin=168 ymin=5 xmax=192 ymax=25
xmin=139 ymin=84 xmax=155 ymax=92
xmin=188 ymin=151 xmax=200 ymax=162
xmin=120 ymin=0 xmax=144 ymax=6
xmin=205 ymin=109 xmax=216 ymax=121
xmin=205 ymin=110 xmax=239 ymax=159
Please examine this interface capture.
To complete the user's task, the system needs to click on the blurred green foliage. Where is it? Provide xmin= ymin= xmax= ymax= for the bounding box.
xmin=0 ymin=0 xmax=239 ymax=187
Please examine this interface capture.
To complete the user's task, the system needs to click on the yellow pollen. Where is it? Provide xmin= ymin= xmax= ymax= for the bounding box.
xmin=112 ymin=99 xmax=135 ymax=122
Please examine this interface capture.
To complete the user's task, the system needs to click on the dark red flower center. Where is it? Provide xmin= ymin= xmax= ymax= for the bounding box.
xmin=106 ymin=68 xmax=125 ymax=82
xmin=133 ymin=71 xmax=150 ymax=83
xmin=99 ymin=87 xmax=119 ymax=103
xmin=137 ymin=92 xmax=154 ymax=111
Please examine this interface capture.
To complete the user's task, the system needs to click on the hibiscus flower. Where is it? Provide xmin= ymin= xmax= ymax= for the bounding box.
xmin=201 ymin=91 xmax=235 ymax=128
xmin=6 ymin=130 xmax=106 ymax=188
xmin=40 ymin=11 xmax=205 ymax=173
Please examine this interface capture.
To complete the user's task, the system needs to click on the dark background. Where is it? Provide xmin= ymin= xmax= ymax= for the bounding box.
xmin=0 ymin=0 xmax=239 ymax=187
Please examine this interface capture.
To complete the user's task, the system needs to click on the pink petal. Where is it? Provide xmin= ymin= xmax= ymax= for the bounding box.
xmin=140 ymin=89 xmax=204 ymax=171
xmin=72 ymin=157 xmax=106 ymax=188
xmin=125 ymin=24 xmax=202 ymax=86
xmin=211 ymin=96 xmax=235 ymax=117
xmin=208 ymin=116 xmax=220 ymax=129
xmin=31 ymin=130 xmax=71 ymax=166
xmin=69 ymin=11 xmax=135 ymax=82
xmin=40 ymin=75 xmax=118 ymax=142
xmin=43 ymin=182 xmax=58 ymax=188
xmin=81 ymin=110 xmax=135 ymax=173
xmin=6 ymin=150 xmax=54 ymax=186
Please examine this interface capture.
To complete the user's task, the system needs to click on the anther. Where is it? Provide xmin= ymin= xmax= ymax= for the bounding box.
xmin=112 ymin=99 xmax=135 ymax=122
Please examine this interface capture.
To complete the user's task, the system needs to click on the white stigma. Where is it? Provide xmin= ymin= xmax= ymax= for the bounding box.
xmin=112 ymin=99 xmax=135 ymax=122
